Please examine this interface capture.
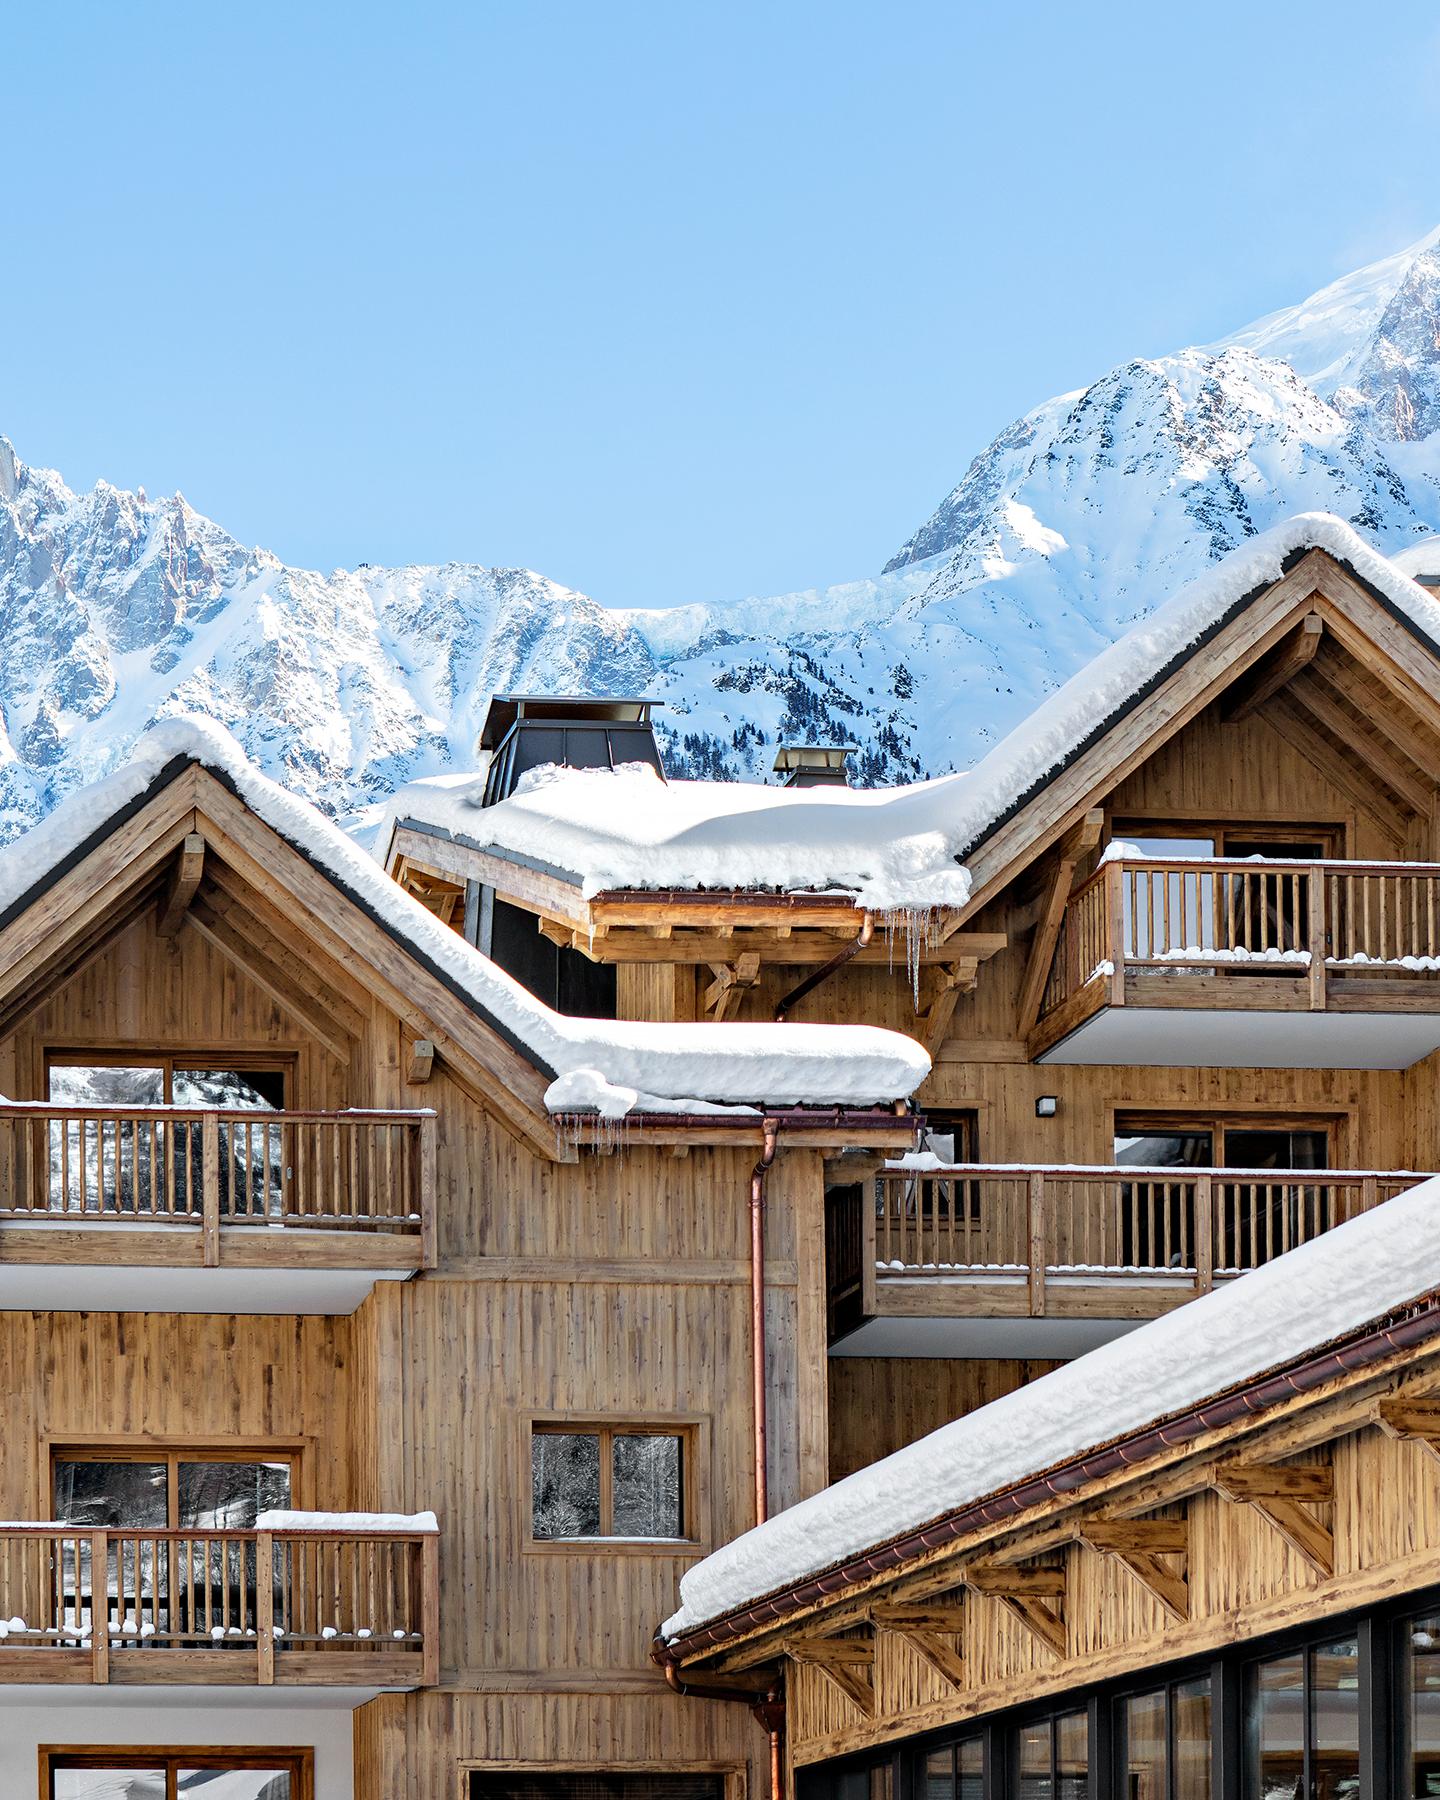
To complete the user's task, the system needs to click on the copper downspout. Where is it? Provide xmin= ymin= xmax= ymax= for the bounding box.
xmin=751 ymin=1119 xmax=780 ymax=1526
xmin=661 ymin=1660 xmax=787 ymax=1800
xmin=773 ymin=912 xmax=874 ymax=1021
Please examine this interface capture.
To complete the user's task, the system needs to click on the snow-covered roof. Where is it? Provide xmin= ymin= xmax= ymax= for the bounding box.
xmin=0 ymin=718 xmax=929 ymax=1117
xmin=387 ymin=515 xmax=1440 ymax=912
xmin=661 ymin=1172 xmax=1440 ymax=1642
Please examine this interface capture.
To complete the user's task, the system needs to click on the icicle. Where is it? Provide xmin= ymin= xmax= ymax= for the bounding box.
xmin=881 ymin=905 xmax=939 ymax=1007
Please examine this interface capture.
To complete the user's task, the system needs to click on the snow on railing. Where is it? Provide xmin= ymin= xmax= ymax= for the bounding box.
xmin=1042 ymin=857 xmax=1440 ymax=1018
xmin=0 ymin=1105 xmax=436 ymax=1262
xmin=0 ymin=1518 xmax=439 ymax=1684
xmin=867 ymin=1163 xmax=1424 ymax=1312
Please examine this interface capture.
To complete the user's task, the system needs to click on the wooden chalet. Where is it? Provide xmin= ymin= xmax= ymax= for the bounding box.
xmin=10 ymin=511 xmax=1440 ymax=1800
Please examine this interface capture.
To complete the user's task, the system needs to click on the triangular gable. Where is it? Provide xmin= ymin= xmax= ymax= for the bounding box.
xmin=956 ymin=534 xmax=1440 ymax=918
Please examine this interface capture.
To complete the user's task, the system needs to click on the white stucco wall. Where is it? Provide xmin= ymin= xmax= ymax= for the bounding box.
xmin=0 ymin=1687 xmax=364 ymax=1799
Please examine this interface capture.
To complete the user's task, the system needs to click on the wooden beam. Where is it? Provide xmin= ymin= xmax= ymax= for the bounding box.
xmin=1376 ymin=1396 xmax=1440 ymax=1459
xmin=1211 ymin=1461 xmax=1334 ymax=1577
xmin=1078 ymin=1516 xmax=1189 ymax=1622
xmin=1016 ymin=810 xmax=1103 ymax=1039
xmin=185 ymin=904 xmax=356 ymax=1063
xmin=407 ymin=1038 xmax=436 ymax=1086
xmin=963 ymin=1563 xmax=1067 ymax=1658
xmin=1305 ymin=659 xmax=1440 ymax=776
xmin=1263 ymin=694 xmax=1412 ymax=841
xmin=0 ymin=878 xmax=166 ymax=1041
xmin=915 ymin=959 xmax=978 ymax=1054
xmin=704 ymin=953 xmax=761 ymax=1021
xmin=1286 ymin=675 xmax=1435 ymax=816
xmin=785 ymin=1635 xmax=874 ymax=1713
xmin=870 ymin=1602 xmax=966 ymax=1689
xmin=1223 ymin=614 xmax=1324 ymax=721
xmin=156 ymin=832 xmax=205 ymax=936
xmin=194 ymin=885 xmax=368 ymax=1043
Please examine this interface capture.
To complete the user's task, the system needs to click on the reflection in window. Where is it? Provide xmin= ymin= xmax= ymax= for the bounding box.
xmin=52 ymin=1764 xmax=293 ymax=1798
xmin=1119 ymin=1678 xmax=1211 ymax=1800
xmin=1247 ymin=1640 xmax=1358 ymax=1800
xmin=532 ymin=1426 xmax=685 ymax=1540
xmin=1015 ymin=1711 xmax=1086 ymax=1800
xmin=925 ymin=1738 xmax=983 ymax=1800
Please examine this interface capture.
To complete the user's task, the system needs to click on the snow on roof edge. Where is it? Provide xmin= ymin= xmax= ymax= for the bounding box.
xmin=661 ymin=1174 xmax=1440 ymax=1640
xmin=0 ymin=718 xmax=929 ymax=1115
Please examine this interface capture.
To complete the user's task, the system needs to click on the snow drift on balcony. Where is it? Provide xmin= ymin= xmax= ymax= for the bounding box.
xmin=662 ymin=1172 xmax=1440 ymax=1641
xmin=0 ymin=717 xmax=929 ymax=1114
xmin=389 ymin=516 xmax=1440 ymax=911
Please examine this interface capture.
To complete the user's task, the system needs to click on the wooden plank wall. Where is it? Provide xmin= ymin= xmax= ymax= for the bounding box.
xmin=828 ymin=1360 xmax=1062 ymax=1483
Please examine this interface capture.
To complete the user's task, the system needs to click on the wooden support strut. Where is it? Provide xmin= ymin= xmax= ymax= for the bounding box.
xmin=156 ymin=832 xmax=205 ymax=936
xmin=1017 ymin=809 xmax=1104 ymax=1039
xmin=1375 ymin=1396 xmax=1440 ymax=1459
xmin=963 ymin=1563 xmax=1067 ymax=1658
xmin=1210 ymin=1461 xmax=1334 ymax=1577
xmin=1222 ymin=612 xmax=1324 ymax=721
xmin=705 ymin=952 xmax=762 ymax=1021
xmin=407 ymin=1038 xmax=436 ymax=1086
xmin=784 ymin=1634 xmax=875 ymax=1714
xmin=1078 ymin=1516 xmax=1189 ymax=1621
xmin=869 ymin=1601 xmax=967 ymax=1690
xmin=915 ymin=959 xmax=979 ymax=1055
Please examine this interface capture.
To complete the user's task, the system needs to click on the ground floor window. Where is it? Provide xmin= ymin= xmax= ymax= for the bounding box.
xmin=41 ymin=1747 xmax=309 ymax=1798
xmin=469 ymin=1775 xmax=726 ymax=1800
xmin=795 ymin=1590 xmax=1440 ymax=1800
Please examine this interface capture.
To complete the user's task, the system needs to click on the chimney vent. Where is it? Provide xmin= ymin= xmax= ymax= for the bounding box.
xmin=772 ymin=744 xmax=855 ymax=789
xmin=479 ymin=695 xmax=664 ymax=806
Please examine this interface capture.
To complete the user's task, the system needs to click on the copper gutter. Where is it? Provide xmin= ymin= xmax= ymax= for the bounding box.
xmin=751 ymin=1119 xmax=780 ymax=1526
xmin=668 ymin=1288 xmax=1440 ymax=1658
xmin=661 ymin=1661 xmax=787 ymax=1800
xmin=773 ymin=912 xmax=875 ymax=1021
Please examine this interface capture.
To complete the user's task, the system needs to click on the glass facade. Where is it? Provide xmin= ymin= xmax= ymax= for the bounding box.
xmin=796 ymin=1595 xmax=1440 ymax=1800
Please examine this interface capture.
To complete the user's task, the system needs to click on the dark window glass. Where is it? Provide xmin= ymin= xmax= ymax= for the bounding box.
xmin=925 ymin=1747 xmax=954 ymax=1800
xmin=612 ymin=1434 xmax=683 ymax=1539
xmin=1311 ymin=1638 xmax=1360 ymax=1800
xmin=1248 ymin=1642 xmax=1357 ymax=1800
xmin=54 ymin=1460 xmax=168 ymax=1528
xmin=1122 ymin=1689 xmax=1168 ymax=1800
xmin=1017 ymin=1722 xmax=1053 ymax=1800
xmin=1223 ymin=1131 xmax=1327 ymax=1171
xmin=1114 ymin=1131 xmax=1214 ymax=1168
xmin=470 ymin=1775 xmax=724 ymax=1800
xmin=1407 ymin=1612 xmax=1440 ymax=1800
xmin=957 ymin=1738 xmax=983 ymax=1800
xmin=532 ymin=1432 xmax=602 ymax=1539
xmin=1056 ymin=1711 xmax=1087 ymax=1800
xmin=1249 ymin=1650 xmax=1304 ymax=1800
xmin=177 ymin=1460 xmax=291 ymax=1530
xmin=1175 ymin=1678 xmax=1213 ymax=1800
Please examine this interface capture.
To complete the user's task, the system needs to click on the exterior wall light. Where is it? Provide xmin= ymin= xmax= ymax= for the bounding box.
xmin=1035 ymin=1096 xmax=1058 ymax=1118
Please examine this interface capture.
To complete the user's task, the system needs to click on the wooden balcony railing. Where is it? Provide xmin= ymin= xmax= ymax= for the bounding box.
xmin=0 ymin=1105 xmax=436 ymax=1265
xmin=863 ymin=1164 xmax=1421 ymax=1319
xmin=0 ymin=1522 xmax=439 ymax=1686
xmin=1042 ymin=857 xmax=1440 ymax=1022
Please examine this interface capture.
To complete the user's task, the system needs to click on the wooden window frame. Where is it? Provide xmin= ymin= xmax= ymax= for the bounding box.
xmin=1109 ymin=816 xmax=1349 ymax=859
xmin=525 ymin=1414 xmax=709 ymax=1555
xmin=458 ymin=1760 xmax=746 ymax=1800
xmin=1110 ymin=1109 xmax=1352 ymax=1169
xmin=47 ymin=1438 xmax=311 ymax=1526
xmin=40 ymin=1744 xmax=313 ymax=1800
xmin=43 ymin=1047 xmax=296 ymax=1108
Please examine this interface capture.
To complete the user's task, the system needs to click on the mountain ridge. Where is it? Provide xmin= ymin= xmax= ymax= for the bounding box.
xmin=7 ymin=229 xmax=1440 ymax=839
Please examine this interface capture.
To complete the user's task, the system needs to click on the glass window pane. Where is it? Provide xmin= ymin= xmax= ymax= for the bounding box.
xmin=54 ymin=1460 xmax=168 ymax=1527
xmin=54 ymin=1772 xmax=167 ymax=1799
xmin=173 ymin=1068 xmax=285 ymax=1109
xmin=1249 ymin=1651 xmax=1304 ymax=1800
xmin=1409 ymin=1613 xmax=1440 ymax=1800
xmin=924 ymin=1748 xmax=954 ymax=1800
xmin=177 ymin=1460 xmax=291 ymax=1529
xmin=1175 ymin=1677 xmax=1213 ymax=1800
xmin=1055 ymin=1711 xmax=1087 ymax=1800
xmin=612 ymin=1434 xmax=683 ymax=1538
xmin=1115 ymin=1131 xmax=1214 ymax=1168
xmin=1121 ymin=1689 xmax=1167 ymax=1800
xmin=1017 ymin=1722 xmax=1053 ymax=1800
xmin=178 ymin=1771 xmax=292 ymax=1799
xmin=1311 ymin=1637 xmax=1360 ymax=1800
xmin=957 ymin=1739 xmax=983 ymax=1800
xmin=531 ymin=1432 xmax=601 ymax=1538
xmin=1224 ymin=1131 xmax=1328 ymax=1171
xmin=48 ymin=1065 xmax=165 ymax=1106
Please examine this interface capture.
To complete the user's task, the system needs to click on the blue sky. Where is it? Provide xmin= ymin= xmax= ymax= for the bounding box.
xmin=7 ymin=2 xmax=1440 ymax=610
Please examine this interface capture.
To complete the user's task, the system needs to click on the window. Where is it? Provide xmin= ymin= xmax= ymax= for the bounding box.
xmin=45 ymin=1053 xmax=291 ymax=1217
xmin=1405 ymin=1611 xmax=1440 ymax=1799
xmin=531 ymin=1425 xmax=690 ymax=1543
xmin=1247 ymin=1637 xmax=1359 ymax=1800
xmin=470 ymin=1776 xmax=724 ymax=1800
xmin=54 ymin=1448 xmax=293 ymax=1529
xmin=1014 ymin=1709 xmax=1087 ymax=1800
xmin=1117 ymin=1678 xmax=1211 ymax=1800
xmin=43 ymin=1748 xmax=309 ymax=1799
xmin=1114 ymin=1114 xmax=1337 ymax=1271
xmin=925 ymin=1736 xmax=984 ymax=1800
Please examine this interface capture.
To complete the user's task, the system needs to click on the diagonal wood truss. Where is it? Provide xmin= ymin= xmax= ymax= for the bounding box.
xmin=784 ymin=1634 xmax=875 ymax=1713
xmin=1210 ymin=1461 xmax=1333 ymax=1577
xmin=963 ymin=1562 xmax=1067 ymax=1658
xmin=869 ymin=1600 xmax=967 ymax=1689
xmin=1375 ymin=1395 xmax=1440 ymax=1460
xmin=1077 ymin=1515 xmax=1189 ymax=1621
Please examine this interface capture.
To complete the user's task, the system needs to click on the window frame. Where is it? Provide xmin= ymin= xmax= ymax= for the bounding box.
xmin=47 ymin=1439 xmax=309 ymax=1527
xmin=460 ymin=1760 xmax=745 ymax=1800
xmin=1108 ymin=818 xmax=1349 ymax=860
xmin=1111 ymin=1110 xmax=1350 ymax=1170
xmin=525 ymin=1416 xmax=707 ymax=1554
xmin=39 ymin=1744 xmax=313 ymax=1800
xmin=43 ymin=1047 xmax=296 ymax=1109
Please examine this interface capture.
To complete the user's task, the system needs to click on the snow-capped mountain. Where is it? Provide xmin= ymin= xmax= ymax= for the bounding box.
xmin=6 ymin=226 xmax=1440 ymax=838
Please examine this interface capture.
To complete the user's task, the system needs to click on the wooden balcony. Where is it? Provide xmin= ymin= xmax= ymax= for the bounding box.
xmin=828 ymin=1164 xmax=1422 ymax=1352
xmin=0 ymin=1521 xmax=438 ymax=1688
xmin=1032 ymin=857 xmax=1440 ymax=1066
xmin=0 ymin=1105 xmax=436 ymax=1312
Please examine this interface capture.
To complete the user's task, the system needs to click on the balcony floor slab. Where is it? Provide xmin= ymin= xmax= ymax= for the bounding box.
xmin=0 ymin=1260 xmax=414 ymax=1314
xmin=830 ymin=1315 xmax=1145 ymax=1358
xmin=1036 ymin=1005 xmax=1440 ymax=1069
